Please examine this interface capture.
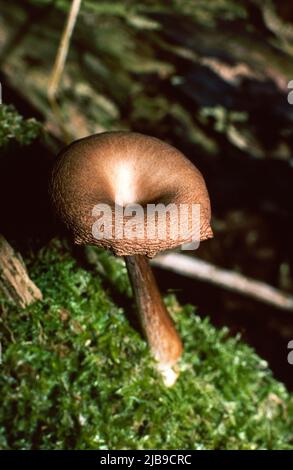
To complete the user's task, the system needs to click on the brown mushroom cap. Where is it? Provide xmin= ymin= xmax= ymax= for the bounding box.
xmin=50 ymin=131 xmax=213 ymax=257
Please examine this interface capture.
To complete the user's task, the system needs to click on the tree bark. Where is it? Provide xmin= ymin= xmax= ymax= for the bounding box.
xmin=0 ymin=235 xmax=42 ymax=308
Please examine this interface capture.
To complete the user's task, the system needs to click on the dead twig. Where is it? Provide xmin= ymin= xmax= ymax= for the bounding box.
xmin=151 ymin=252 xmax=293 ymax=312
xmin=48 ymin=0 xmax=82 ymax=143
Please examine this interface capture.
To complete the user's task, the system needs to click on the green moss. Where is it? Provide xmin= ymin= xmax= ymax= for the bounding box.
xmin=0 ymin=240 xmax=292 ymax=449
xmin=0 ymin=104 xmax=41 ymax=147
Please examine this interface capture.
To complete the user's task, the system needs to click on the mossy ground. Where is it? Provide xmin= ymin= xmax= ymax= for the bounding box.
xmin=0 ymin=104 xmax=41 ymax=147
xmin=0 ymin=240 xmax=292 ymax=450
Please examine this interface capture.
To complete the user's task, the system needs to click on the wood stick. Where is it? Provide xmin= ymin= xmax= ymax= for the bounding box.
xmin=48 ymin=0 xmax=82 ymax=143
xmin=48 ymin=0 xmax=82 ymax=100
xmin=151 ymin=252 xmax=293 ymax=312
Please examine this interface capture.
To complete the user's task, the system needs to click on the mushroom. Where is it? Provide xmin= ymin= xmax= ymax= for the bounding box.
xmin=50 ymin=131 xmax=212 ymax=386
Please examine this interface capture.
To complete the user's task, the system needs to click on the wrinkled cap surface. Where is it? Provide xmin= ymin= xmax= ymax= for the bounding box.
xmin=50 ymin=131 xmax=213 ymax=257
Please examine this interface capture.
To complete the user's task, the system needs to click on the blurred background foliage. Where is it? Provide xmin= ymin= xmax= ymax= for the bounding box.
xmin=0 ymin=104 xmax=41 ymax=146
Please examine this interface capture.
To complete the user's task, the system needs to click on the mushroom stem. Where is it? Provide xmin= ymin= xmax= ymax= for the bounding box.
xmin=125 ymin=254 xmax=183 ymax=386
